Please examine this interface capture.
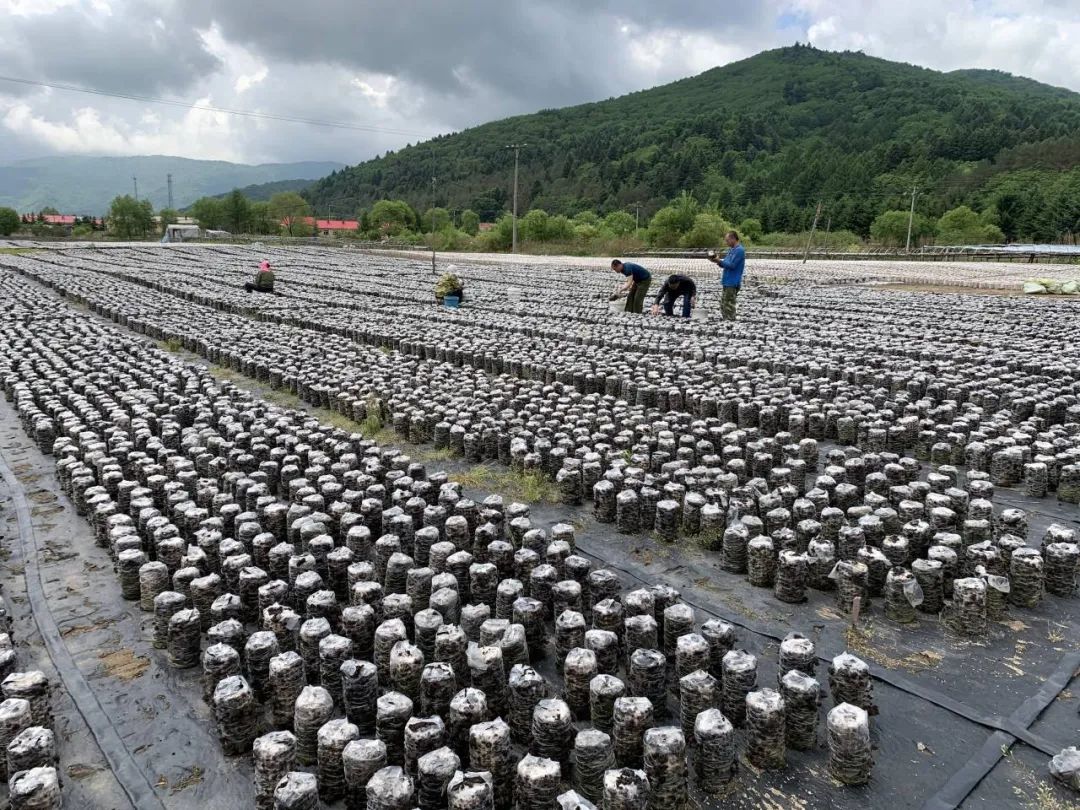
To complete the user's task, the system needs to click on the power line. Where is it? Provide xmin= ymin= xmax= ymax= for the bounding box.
xmin=0 ymin=74 xmax=432 ymax=137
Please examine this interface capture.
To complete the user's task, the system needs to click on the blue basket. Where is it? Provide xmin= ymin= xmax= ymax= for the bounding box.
xmin=444 ymin=295 xmax=460 ymax=309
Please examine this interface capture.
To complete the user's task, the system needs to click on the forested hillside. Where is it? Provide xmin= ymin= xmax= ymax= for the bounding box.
xmin=306 ymin=45 xmax=1080 ymax=241
xmin=210 ymin=178 xmax=315 ymax=202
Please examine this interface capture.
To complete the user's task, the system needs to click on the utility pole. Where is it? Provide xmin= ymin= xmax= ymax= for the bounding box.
xmin=802 ymin=200 xmax=822 ymax=263
xmin=905 ymin=184 xmax=918 ymax=253
xmin=132 ymin=176 xmax=138 ymax=201
xmin=632 ymin=204 xmax=641 ymax=231
xmin=431 ymin=148 xmax=438 ymax=214
xmin=822 ymin=215 xmax=832 ymax=254
xmin=506 ymin=144 xmax=527 ymax=253
xmin=167 ymin=173 xmax=173 ymax=210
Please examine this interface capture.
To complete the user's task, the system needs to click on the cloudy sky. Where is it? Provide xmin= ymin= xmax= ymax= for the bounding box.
xmin=2 ymin=0 xmax=1079 ymax=166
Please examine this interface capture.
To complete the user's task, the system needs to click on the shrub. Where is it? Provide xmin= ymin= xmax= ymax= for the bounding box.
xmin=936 ymin=206 xmax=1005 ymax=245
xmin=477 ymin=214 xmax=514 ymax=251
xmin=546 ymin=214 xmax=575 ymax=242
xmin=870 ymin=209 xmax=932 ymax=247
xmin=603 ymin=211 xmax=636 ymax=236
xmin=647 ymin=192 xmax=698 ymax=247
xmin=680 ymin=212 xmax=730 ymax=248
xmin=370 ymin=199 xmax=417 ymax=236
xmin=430 ymin=228 xmax=472 ymax=251
xmin=738 ymin=217 xmax=763 ymax=243
xmin=519 ymin=209 xmax=550 ymax=242
xmin=459 ymin=209 xmax=480 ymax=236
xmin=0 ymin=207 xmax=19 ymax=236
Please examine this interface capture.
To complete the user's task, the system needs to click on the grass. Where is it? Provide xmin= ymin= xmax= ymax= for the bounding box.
xmin=154 ymin=338 xmax=195 ymax=360
xmin=416 ymin=447 xmax=457 ymax=462
xmin=0 ymin=247 xmax=42 ymax=255
xmin=360 ymin=414 xmax=384 ymax=436
xmin=203 ymin=363 xmax=247 ymax=386
xmin=169 ymin=766 xmax=204 ymax=795
xmin=843 ymin=622 xmax=945 ymax=673
xmin=359 ymin=395 xmax=385 ymax=436
xmin=370 ymin=426 xmax=399 ymax=445
xmin=691 ymin=527 xmax=724 ymax=552
xmin=451 ymin=464 xmax=561 ymax=504
xmin=1005 ymin=754 xmax=1078 ymax=810
xmin=1029 ymin=782 xmax=1074 ymax=810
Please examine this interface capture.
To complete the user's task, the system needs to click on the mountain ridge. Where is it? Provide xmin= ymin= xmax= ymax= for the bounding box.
xmin=0 ymin=155 xmax=344 ymax=215
xmin=305 ymin=45 xmax=1080 ymax=239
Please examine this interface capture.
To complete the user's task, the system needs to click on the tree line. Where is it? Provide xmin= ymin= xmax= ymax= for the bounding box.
xmin=0 ymin=188 xmax=1014 ymax=251
xmin=348 ymin=193 xmax=1009 ymax=253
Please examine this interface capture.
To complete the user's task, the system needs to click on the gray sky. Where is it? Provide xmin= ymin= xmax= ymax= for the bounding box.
xmin=2 ymin=0 xmax=1079 ymax=165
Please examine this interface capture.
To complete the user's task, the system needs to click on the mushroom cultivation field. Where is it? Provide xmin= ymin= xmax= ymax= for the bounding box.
xmin=386 ymin=249 xmax=1080 ymax=290
xmin=0 ymin=245 xmax=1077 ymax=810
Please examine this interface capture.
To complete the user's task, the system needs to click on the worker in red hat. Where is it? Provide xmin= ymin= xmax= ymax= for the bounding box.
xmin=245 ymin=260 xmax=276 ymax=293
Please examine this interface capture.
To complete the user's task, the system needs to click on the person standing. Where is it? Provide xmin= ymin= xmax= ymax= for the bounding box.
xmin=611 ymin=259 xmax=652 ymax=314
xmin=708 ymin=231 xmax=745 ymax=321
xmin=650 ymin=274 xmax=697 ymax=318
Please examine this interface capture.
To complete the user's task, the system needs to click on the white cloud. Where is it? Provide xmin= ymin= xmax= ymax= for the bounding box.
xmin=3 ymin=99 xmax=243 ymax=161
xmin=1 ymin=0 xmax=1079 ymax=165
xmin=798 ymin=0 xmax=1080 ymax=92
xmin=624 ymin=27 xmax=754 ymax=77
xmin=235 ymin=67 xmax=268 ymax=94
xmin=351 ymin=75 xmax=398 ymax=109
xmin=0 ymin=0 xmax=79 ymax=16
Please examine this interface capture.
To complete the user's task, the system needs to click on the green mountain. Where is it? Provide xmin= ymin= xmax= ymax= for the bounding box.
xmin=306 ymin=45 xmax=1080 ymax=240
xmin=0 ymin=155 xmax=343 ymax=215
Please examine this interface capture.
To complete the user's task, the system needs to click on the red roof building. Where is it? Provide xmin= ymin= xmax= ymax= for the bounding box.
xmin=43 ymin=214 xmax=77 ymax=225
xmin=315 ymin=219 xmax=359 ymax=231
xmin=282 ymin=217 xmax=360 ymax=234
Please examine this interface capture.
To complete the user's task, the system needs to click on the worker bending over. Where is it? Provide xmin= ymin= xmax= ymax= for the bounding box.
xmin=707 ymin=231 xmax=744 ymax=321
xmin=651 ymin=274 xmax=697 ymax=318
xmin=245 ymin=260 xmax=276 ymax=294
xmin=611 ymin=259 xmax=652 ymax=314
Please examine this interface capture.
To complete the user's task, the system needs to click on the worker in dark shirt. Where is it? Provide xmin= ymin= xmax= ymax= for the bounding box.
xmin=244 ymin=260 xmax=276 ymax=293
xmin=611 ymin=259 xmax=652 ymax=314
xmin=650 ymin=274 xmax=697 ymax=318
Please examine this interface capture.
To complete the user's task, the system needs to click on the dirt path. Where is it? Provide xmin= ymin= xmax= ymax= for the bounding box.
xmin=0 ymin=400 xmax=253 ymax=809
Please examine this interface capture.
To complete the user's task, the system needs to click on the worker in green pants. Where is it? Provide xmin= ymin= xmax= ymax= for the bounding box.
xmin=611 ymin=259 xmax=652 ymax=314
xmin=708 ymin=231 xmax=745 ymax=321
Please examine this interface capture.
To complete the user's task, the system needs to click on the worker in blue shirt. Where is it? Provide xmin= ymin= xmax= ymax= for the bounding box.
xmin=611 ymin=259 xmax=652 ymax=314
xmin=707 ymin=230 xmax=745 ymax=321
